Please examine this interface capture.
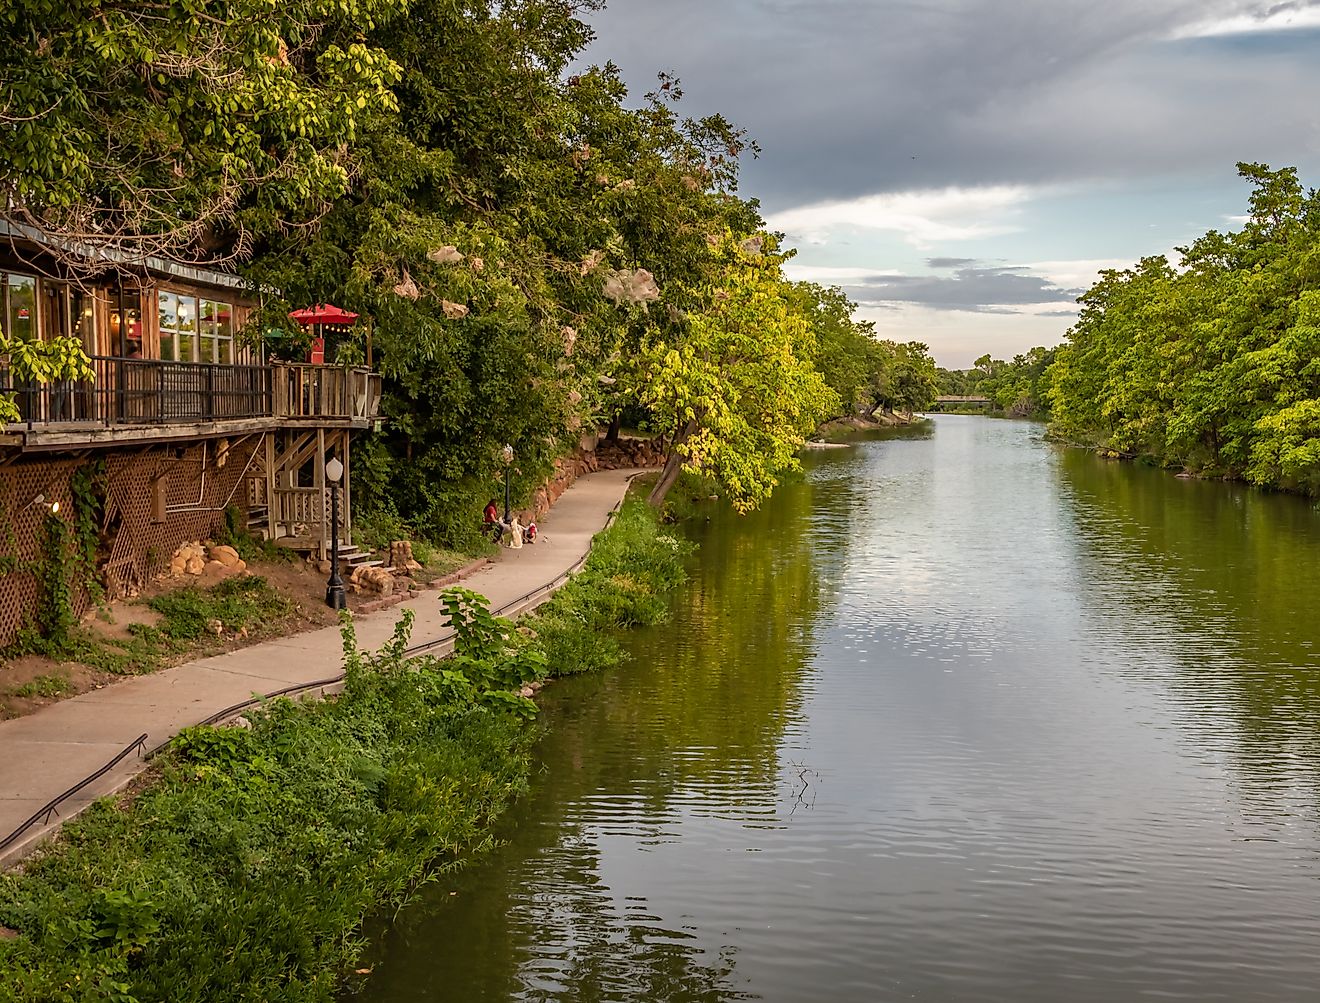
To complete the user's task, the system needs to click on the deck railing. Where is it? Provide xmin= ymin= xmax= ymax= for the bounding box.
xmin=1 ymin=358 xmax=381 ymax=429
xmin=272 ymin=365 xmax=382 ymax=421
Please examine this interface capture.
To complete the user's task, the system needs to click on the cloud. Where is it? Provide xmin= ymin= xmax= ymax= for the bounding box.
xmin=584 ymin=1 xmax=1320 ymax=209
xmin=926 ymin=257 xmax=977 ymax=269
xmin=780 ymin=264 xmax=902 ymax=284
xmin=854 ymin=303 xmax=1076 ymax=368
xmin=838 ymin=263 xmax=1083 ymax=314
xmin=767 ymin=186 xmax=1033 ymax=248
xmin=1171 ymin=1 xmax=1320 ymax=38
xmin=1022 ymin=258 xmax=1133 ymax=288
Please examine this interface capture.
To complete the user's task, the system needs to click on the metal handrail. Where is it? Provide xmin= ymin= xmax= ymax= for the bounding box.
xmin=0 ymin=473 xmax=640 ymax=858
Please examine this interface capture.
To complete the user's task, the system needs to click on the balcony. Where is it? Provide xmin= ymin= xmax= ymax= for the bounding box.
xmin=1 ymin=356 xmax=382 ymax=450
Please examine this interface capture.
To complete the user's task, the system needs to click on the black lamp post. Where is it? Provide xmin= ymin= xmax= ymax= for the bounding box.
xmin=324 ymin=455 xmax=346 ymax=609
xmin=501 ymin=443 xmax=514 ymax=524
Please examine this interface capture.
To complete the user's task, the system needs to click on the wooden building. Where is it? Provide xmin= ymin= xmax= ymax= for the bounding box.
xmin=0 ymin=230 xmax=382 ymax=646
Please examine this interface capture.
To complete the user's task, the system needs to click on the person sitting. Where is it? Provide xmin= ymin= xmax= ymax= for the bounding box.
xmin=483 ymin=499 xmax=502 ymax=540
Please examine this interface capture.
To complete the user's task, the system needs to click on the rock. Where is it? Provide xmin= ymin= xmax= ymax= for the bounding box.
xmin=170 ymin=557 xmax=187 ymax=576
xmin=184 ymin=556 xmax=205 ymax=576
xmin=519 ymin=686 xmax=535 ymax=698
xmin=209 ymin=544 xmax=241 ymax=566
xmin=234 ymin=559 xmax=247 ymax=573
xmin=206 ymin=618 xmax=224 ymax=636
xmin=204 ymin=560 xmax=226 ymax=575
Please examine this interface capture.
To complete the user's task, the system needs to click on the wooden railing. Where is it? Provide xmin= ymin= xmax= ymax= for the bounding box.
xmin=1 ymin=358 xmax=382 ymax=429
xmin=1 ymin=356 xmax=271 ymax=427
xmin=273 ymin=487 xmax=323 ymax=528
xmin=272 ymin=365 xmax=382 ymax=421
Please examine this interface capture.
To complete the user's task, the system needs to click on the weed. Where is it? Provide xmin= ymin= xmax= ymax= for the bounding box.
xmin=10 ymin=674 xmax=74 ymax=699
xmin=148 ymin=576 xmax=294 ymax=642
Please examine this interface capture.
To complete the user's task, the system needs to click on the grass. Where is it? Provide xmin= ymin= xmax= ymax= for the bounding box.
xmin=0 ymin=495 xmax=695 ymax=1003
xmin=518 ymin=493 xmax=693 ymax=677
xmin=3 ymin=576 xmax=301 ymax=680
xmin=9 ymin=674 xmax=74 ymax=699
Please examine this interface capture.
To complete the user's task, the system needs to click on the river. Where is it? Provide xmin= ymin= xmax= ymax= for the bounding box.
xmin=351 ymin=415 xmax=1320 ymax=1002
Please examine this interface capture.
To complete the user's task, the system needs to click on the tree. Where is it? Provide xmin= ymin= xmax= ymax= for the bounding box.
xmin=0 ymin=0 xmax=403 ymax=269
xmin=636 ymin=236 xmax=837 ymax=511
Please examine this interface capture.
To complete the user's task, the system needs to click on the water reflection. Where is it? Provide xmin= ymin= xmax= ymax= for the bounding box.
xmin=354 ymin=452 xmax=836 ymax=1001
xmin=1056 ymin=447 xmax=1320 ymax=822
xmin=354 ymin=416 xmax=1320 ymax=1003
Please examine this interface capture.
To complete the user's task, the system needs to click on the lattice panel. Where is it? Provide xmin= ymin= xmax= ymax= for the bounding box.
xmin=0 ymin=458 xmax=82 ymax=645
xmin=0 ymin=434 xmax=266 ymax=646
xmin=101 ymin=434 xmax=264 ymax=597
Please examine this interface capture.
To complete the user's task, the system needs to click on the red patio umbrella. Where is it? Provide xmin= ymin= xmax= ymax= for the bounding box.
xmin=288 ymin=304 xmax=359 ymax=325
xmin=288 ymin=304 xmax=360 ymax=364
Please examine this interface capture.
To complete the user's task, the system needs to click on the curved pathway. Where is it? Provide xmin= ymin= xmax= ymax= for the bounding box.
xmin=0 ymin=468 xmax=640 ymax=866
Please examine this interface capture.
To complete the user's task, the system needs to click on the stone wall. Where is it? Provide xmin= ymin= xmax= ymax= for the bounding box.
xmin=525 ymin=435 xmax=665 ymax=522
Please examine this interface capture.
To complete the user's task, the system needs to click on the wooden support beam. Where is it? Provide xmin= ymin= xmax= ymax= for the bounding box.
xmin=265 ymin=432 xmax=277 ymax=543
xmin=316 ymin=427 xmax=326 ymax=562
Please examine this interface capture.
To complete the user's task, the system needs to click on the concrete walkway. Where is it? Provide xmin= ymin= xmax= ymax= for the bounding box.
xmin=0 ymin=468 xmax=640 ymax=866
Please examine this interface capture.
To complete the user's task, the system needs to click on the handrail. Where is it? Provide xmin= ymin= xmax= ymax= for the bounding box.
xmin=0 ymin=473 xmax=641 ymax=859
xmin=0 ymin=734 xmax=147 ymax=854
xmin=0 ymin=357 xmax=381 ymax=429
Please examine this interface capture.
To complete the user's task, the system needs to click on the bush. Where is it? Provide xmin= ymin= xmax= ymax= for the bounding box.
xmin=0 ymin=609 xmax=536 ymax=1003
xmin=147 ymin=576 xmax=294 ymax=642
xmin=524 ymin=496 xmax=692 ymax=676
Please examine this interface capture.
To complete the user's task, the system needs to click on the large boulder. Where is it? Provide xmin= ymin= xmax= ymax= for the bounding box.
xmin=208 ymin=544 xmax=241 ymax=567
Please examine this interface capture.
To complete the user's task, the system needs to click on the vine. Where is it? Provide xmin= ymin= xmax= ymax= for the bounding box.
xmin=70 ymin=461 xmax=107 ymax=607
xmin=35 ymin=512 xmax=76 ymax=654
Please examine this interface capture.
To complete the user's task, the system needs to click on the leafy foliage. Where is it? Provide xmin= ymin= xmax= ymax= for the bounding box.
xmin=1048 ymin=163 xmax=1320 ymax=493
xmin=0 ymin=0 xmax=403 ymax=266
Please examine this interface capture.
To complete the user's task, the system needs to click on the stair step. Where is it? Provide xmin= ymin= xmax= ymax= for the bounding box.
xmin=346 ymin=558 xmax=384 ymax=570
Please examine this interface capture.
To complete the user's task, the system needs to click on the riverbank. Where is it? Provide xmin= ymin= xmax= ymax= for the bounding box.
xmin=818 ymin=411 xmax=919 ymax=436
xmin=0 ymin=492 xmax=691 ymax=1002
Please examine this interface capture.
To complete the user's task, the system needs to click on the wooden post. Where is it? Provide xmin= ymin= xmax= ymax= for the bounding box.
xmin=265 ymin=432 xmax=277 ymax=544
xmin=315 ymin=427 xmax=327 ymax=562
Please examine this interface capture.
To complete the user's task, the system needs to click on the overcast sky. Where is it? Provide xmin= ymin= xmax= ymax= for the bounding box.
xmin=583 ymin=0 xmax=1320 ymax=367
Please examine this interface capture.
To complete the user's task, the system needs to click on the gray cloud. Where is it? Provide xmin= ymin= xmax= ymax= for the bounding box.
xmin=583 ymin=1 xmax=1320 ymax=209
xmin=926 ymin=257 xmax=977 ymax=268
xmin=841 ymin=264 xmax=1082 ymax=313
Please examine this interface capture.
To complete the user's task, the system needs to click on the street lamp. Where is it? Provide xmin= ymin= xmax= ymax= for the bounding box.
xmin=324 ymin=454 xmax=346 ymax=610
xmin=501 ymin=443 xmax=514 ymax=525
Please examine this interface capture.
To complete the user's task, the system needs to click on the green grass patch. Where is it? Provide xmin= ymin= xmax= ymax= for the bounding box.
xmin=146 ymin=575 xmax=295 ymax=643
xmin=2 ymin=577 xmax=301 ymax=680
xmin=9 ymin=673 xmax=74 ymax=699
xmin=521 ymin=495 xmax=693 ymax=676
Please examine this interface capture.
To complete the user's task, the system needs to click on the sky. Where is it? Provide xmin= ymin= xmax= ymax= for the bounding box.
xmin=582 ymin=0 xmax=1320 ymax=368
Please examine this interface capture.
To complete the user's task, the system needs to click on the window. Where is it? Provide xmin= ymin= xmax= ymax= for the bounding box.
xmin=199 ymin=299 xmax=233 ymax=364
xmin=2 ymin=273 xmax=37 ymax=342
xmin=158 ymin=291 xmax=199 ymax=362
xmin=159 ymin=291 xmax=231 ymax=363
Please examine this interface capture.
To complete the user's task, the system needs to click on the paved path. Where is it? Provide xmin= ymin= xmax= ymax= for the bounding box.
xmin=0 ymin=468 xmax=640 ymax=866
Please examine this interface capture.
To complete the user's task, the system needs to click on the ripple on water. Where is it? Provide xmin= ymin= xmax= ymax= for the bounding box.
xmin=354 ymin=418 xmax=1320 ymax=1003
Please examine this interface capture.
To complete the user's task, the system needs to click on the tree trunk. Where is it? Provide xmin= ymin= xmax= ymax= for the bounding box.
xmin=605 ymin=413 xmax=621 ymax=442
xmin=647 ymin=419 xmax=696 ymax=508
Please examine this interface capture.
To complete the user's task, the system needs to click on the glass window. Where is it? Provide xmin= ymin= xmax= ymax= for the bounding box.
xmin=70 ymin=288 xmax=96 ymax=354
xmin=178 ymin=295 xmax=197 ymax=362
xmin=3 ymin=273 xmax=37 ymax=342
xmin=158 ymin=291 xmax=198 ymax=361
xmin=199 ymin=299 xmax=233 ymax=365
xmin=157 ymin=291 xmax=177 ymax=360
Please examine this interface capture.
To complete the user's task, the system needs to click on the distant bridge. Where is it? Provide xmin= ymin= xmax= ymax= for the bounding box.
xmin=930 ymin=395 xmax=991 ymax=410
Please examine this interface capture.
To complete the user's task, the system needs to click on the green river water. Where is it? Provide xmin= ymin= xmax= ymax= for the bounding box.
xmin=351 ymin=415 xmax=1320 ymax=1002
